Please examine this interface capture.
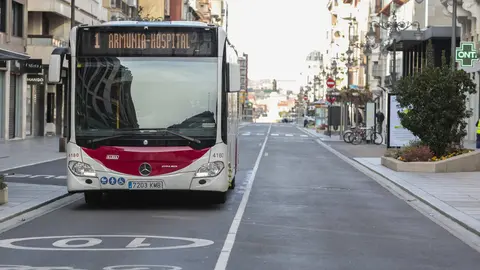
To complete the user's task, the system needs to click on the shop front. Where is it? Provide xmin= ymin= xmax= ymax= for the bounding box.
xmin=23 ymin=59 xmax=44 ymax=137
xmin=0 ymin=47 xmax=30 ymax=140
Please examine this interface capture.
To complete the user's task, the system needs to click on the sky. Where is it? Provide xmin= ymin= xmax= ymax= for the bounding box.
xmin=226 ymin=0 xmax=330 ymax=81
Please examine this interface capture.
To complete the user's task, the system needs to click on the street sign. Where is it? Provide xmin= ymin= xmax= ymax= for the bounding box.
xmin=326 ymin=97 xmax=336 ymax=104
xmin=455 ymin=42 xmax=479 ymax=67
xmin=326 ymin=78 xmax=335 ymax=88
xmin=303 ymin=96 xmax=308 ymax=101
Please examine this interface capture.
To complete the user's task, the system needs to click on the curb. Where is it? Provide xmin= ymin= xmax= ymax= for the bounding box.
xmin=0 ymin=192 xmax=71 ymax=224
xmin=313 ymin=139 xmax=480 ymax=236
xmin=296 ymin=126 xmax=480 ymax=237
xmin=351 ymin=160 xmax=480 ymax=238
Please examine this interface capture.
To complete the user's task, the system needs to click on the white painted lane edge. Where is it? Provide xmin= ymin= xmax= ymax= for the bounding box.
xmin=295 ymin=126 xmax=480 ymax=253
xmin=214 ymin=123 xmax=272 ymax=270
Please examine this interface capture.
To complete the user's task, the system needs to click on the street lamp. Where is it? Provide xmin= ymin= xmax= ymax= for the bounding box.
xmin=366 ymin=10 xmax=422 ymax=90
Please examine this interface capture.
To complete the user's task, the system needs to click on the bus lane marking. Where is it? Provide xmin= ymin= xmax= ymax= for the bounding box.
xmin=0 ymin=265 xmax=182 ymax=270
xmin=214 ymin=124 xmax=271 ymax=270
xmin=0 ymin=235 xmax=213 ymax=251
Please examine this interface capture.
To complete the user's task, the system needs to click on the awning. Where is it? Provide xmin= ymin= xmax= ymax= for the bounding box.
xmin=0 ymin=48 xmax=30 ymax=61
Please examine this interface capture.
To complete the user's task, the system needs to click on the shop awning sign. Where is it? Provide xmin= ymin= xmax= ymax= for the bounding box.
xmin=455 ymin=42 xmax=479 ymax=67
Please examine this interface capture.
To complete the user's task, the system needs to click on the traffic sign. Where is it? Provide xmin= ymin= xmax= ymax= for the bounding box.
xmin=303 ymin=96 xmax=308 ymax=101
xmin=326 ymin=78 xmax=335 ymax=88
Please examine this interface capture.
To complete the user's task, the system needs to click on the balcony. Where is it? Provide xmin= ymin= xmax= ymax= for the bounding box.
xmin=28 ymin=0 xmax=108 ymax=24
xmin=26 ymin=35 xmax=68 ymax=64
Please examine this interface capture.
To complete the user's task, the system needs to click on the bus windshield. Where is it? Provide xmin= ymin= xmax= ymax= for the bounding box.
xmin=74 ymin=57 xmax=218 ymax=139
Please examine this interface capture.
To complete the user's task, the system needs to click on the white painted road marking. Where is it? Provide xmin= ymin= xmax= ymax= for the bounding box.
xmin=0 ymin=265 xmax=182 ymax=270
xmin=6 ymin=174 xmax=67 ymax=179
xmin=241 ymin=132 xmax=250 ymax=136
xmin=0 ymin=235 xmax=214 ymax=251
xmin=271 ymin=133 xmax=279 ymax=136
xmin=256 ymin=133 xmax=264 ymax=135
xmin=300 ymin=135 xmax=308 ymax=137
xmin=214 ymin=124 xmax=271 ymax=270
xmin=285 ymin=134 xmax=293 ymax=137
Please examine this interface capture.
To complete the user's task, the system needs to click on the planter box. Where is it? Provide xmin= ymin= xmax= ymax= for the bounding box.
xmin=381 ymin=150 xmax=480 ymax=173
xmin=0 ymin=187 xmax=8 ymax=205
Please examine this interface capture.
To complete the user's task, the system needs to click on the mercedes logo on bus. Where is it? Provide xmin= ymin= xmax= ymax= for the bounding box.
xmin=139 ymin=163 xmax=152 ymax=176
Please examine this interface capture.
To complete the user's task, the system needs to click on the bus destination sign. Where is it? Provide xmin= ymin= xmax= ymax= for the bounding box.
xmin=78 ymin=28 xmax=216 ymax=57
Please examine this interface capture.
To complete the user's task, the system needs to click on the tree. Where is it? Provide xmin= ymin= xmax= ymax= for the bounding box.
xmin=133 ymin=6 xmax=163 ymax=21
xmin=395 ymin=41 xmax=477 ymax=156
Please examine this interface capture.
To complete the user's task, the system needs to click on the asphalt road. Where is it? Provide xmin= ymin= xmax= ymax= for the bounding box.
xmin=3 ymin=159 xmax=67 ymax=186
xmin=0 ymin=123 xmax=479 ymax=270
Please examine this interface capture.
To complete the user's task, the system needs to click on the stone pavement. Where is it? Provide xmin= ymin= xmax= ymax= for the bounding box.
xmin=0 ymin=183 xmax=68 ymax=223
xmin=0 ymin=136 xmax=65 ymax=172
xmin=356 ymin=158 xmax=480 ymax=235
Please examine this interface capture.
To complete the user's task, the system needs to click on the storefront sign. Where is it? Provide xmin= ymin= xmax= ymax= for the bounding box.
xmin=387 ymin=94 xmax=418 ymax=148
xmin=27 ymin=74 xmax=44 ymax=85
xmin=23 ymin=59 xmax=43 ymax=74
xmin=455 ymin=42 xmax=479 ymax=67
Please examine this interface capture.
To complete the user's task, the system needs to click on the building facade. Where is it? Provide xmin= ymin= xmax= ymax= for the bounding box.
xmin=104 ymin=0 xmax=138 ymax=21
xmin=25 ymin=0 xmax=108 ymax=139
xmin=442 ymin=0 xmax=480 ymax=142
xmin=0 ymin=0 xmax=30 ymax=140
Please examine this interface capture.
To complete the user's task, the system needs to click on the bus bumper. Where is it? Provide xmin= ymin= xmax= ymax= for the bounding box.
xmin=66 ymin=168 xmax=228 ymax=193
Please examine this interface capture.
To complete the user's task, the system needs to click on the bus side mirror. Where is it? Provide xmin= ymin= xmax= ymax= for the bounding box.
xmin=228 ymin=63 xmax=240 ymax=92
xmin=48 ymin=54 xmax=63 ymax=84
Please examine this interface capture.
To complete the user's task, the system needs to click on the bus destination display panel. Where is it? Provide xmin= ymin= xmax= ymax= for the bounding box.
xmin=78 ymin=27 xmax=217 ymax=57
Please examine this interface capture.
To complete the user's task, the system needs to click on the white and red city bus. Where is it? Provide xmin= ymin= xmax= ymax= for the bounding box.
xmin=47 ymin=21 xmax=241 ymax=205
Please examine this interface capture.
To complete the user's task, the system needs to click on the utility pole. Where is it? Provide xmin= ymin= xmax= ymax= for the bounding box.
xmin=451 ymin=0 xmax=457 ymax=70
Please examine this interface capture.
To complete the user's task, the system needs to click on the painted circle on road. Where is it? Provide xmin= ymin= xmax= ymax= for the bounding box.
xmin=0 ymin=235 xmax=214 ymax=251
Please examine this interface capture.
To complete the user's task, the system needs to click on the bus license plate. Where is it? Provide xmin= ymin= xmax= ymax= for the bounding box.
xmin=128 ymin=181 xmax=164 ymax=190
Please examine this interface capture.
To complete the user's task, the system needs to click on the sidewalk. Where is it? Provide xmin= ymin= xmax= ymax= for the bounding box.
xmin=0 ymin=136 xmax=66 ymax=172
xmin=0 ymin=137 xmax=68 ymax=224
xmin=299 ymin=126 xmax=480 ymax=236
xmin=0 ymin=183 xmax=69 ymax=223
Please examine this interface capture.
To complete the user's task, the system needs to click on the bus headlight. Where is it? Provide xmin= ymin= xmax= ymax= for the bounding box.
xmin=194 ymin=161 xmax=224 ymax=178
xmin=68 ymin=161 xmax=96 ymax=177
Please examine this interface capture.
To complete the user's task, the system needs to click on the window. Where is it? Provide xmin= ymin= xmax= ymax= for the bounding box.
xmin=0 ymin=0 xmax=6 ymax=32
xmin=12 ymin=1 xmax=23 ymax=37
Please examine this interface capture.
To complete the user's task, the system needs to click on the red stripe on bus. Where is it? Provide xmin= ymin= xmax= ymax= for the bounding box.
xmin=82 ymin=146 xmax=210 ymax=176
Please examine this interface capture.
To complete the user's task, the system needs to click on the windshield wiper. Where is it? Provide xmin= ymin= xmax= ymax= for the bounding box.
xmin=122 ymin=128 xmax=202 ymax=144
xmin=88 ymin=135 xmax=127 ymax=144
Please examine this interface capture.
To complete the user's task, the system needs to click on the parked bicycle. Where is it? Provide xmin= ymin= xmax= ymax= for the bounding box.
xmin=342 ymin=124 xmax=364 ymax=143
xmin=350 ymin=126 xmax=383 ymax=145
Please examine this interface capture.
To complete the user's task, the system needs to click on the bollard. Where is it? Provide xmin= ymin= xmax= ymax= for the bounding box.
xmin=59 ymin=137 xmax=66 ymax=153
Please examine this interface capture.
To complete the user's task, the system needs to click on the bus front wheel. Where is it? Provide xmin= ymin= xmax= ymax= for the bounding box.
xmin=84 ymin=191 xmax=103 ymax=206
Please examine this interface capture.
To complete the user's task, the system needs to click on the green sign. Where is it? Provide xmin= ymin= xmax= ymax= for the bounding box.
xmin=455 ymin=42 xmax=479 ymax=67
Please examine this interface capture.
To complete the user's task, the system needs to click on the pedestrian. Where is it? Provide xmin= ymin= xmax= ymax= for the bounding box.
xmin=476 ymin=118 xmax=480 ymax=149
xmin=375 ymin=110 xmax=385 ymax=133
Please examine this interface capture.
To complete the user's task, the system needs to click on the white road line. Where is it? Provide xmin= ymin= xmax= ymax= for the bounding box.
xmin=241 ymin=133 xmax=250 ymax=136
xmin=271 ymin=133 xmax=279 ymax=136
xmin=214 ymin=124 xmax=271 ymax=270
xmin=285 ymin=134 xmax=293 ymax=137
xmin=300 ymin=135 xmax=308 ymax=137
xmin=0 ymin=157 xmax=66 ymax=172
xmin=256 ymin=133 xmax=264 ymax=136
